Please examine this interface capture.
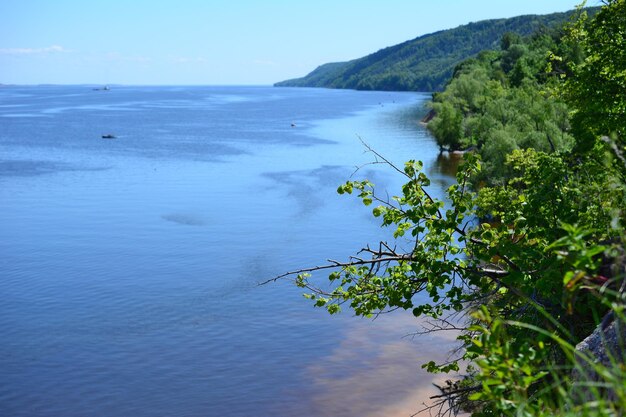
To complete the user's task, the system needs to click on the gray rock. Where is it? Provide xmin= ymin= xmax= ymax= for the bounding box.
xmin=572 ymin=312 xmax=626 ymax=406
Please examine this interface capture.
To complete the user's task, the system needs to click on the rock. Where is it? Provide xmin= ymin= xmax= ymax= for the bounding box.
xmin=572 ymin=312 xmax=626 ymax=404
xmin=570 ymin=242 xmax=626 ymax=407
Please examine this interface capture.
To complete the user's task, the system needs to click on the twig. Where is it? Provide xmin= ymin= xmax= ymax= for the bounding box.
xmin=259 ymin=254 xmax=413 ymax=285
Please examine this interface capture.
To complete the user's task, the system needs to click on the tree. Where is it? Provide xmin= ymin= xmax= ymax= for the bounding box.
xmin=563 ymin=0 xmax=626 ymax=150
xmin=269 ymin=2 xmax=626 ymax=415
xmin=429 ymin=101 xmax=464 ymax=151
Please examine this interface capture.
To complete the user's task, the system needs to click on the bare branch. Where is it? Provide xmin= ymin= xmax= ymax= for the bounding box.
xmin=358 ymin=137 xmax=411 ymax=179
xmin=407 ymin=317 xmax=467 ymax=337
xmin=359 ymin=138 xmax=444 ymax=218
xmin=429 ymin=384 xmax=480 ymax=400
xmin=259 ymin=254 xmax=414 ymax=285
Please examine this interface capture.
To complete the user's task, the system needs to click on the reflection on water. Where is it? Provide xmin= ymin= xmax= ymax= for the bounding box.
xmin=0 ymin=160 xmax=110 ymax=177
xmin=161 ymin=213 xmax=206 ymax=226
xmin=432 ymin=151 xmax=465 ymax=177
xmin=307 ymin=314 xmax=461 ymax=417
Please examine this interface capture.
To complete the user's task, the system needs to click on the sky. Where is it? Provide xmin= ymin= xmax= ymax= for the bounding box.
xmin=0 ymin=0 xmax=600 ymax=85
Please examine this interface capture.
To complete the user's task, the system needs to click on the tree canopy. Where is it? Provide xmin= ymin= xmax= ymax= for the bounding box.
xmin=271 ymin=1 xmax=626 ymax=415
xmin=563 ymin=1 xmax=626 ymax=151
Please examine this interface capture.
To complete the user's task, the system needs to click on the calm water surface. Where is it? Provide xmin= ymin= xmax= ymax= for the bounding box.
xmin=0 ymin=86 xmax=455 ymax=417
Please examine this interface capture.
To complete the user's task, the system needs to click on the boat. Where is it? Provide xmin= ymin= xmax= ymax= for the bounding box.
xmin=101 ymin=134 xmax=116 ymax=139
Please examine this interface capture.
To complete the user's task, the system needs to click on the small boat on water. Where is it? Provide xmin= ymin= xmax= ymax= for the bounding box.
xmin=101 ymin=134 xmax=116 ymax=139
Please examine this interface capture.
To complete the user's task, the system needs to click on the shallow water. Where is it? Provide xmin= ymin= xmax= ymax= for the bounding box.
xmin=0 ymin=85 xmax=455 ymax=417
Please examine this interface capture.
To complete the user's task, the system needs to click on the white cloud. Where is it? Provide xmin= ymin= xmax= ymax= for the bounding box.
xmin=0 ymin=45 xmax=71 ymax=55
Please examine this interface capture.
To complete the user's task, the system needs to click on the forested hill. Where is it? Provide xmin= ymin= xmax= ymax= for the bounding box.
xmin=275 ymin=9 xmax=595 ymax=92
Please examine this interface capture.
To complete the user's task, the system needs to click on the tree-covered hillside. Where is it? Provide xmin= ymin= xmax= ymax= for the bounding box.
xmin=275 ymin=9 xmax=597 ymax=92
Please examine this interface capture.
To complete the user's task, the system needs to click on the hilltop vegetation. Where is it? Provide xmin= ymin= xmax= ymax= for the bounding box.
xmin=275 ymin=9 xmax=596 ymax=92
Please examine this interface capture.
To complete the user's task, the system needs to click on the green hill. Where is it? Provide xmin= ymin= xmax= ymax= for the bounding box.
xmin=275 ymin=9 xmax=594 ymax=92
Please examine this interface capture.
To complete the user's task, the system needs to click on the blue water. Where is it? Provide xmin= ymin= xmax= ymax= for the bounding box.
xmin=0 ymin=85 xmax=455 ymax=417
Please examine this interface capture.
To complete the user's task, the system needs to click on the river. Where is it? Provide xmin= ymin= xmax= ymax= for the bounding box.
xmin=0 ymin=85 xmax=456 ymax=417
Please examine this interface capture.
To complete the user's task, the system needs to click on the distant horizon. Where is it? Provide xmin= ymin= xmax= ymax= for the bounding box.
xmin=0 ymin=82 xmax=276 ymax=87
xmin=1 ymin=0 xmax=601 ymax=85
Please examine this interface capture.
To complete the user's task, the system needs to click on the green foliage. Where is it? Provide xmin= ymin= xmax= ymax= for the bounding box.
xmin=467 ymin=308 xmax=626 ymax=417
xmin=299 ymin=154 xmax=481 ymax=318
xmin=427 ymin=20 xmax=577 ymax=182
xmin=275 ymin=10 xmax=596 ymax=92
xmin=428 ymin=101 xmax=464 ymax=150
xmin=297 ymin=145 xmax=623 ymax=413
xmin=466 ymin=307 xmax=551 ymax=415
xmin=562 ymin=0 xmax=626 ymax=148
xmin=323 ymin=154 xmax=623 ymax=414
xmin=282 ymin=2 xmax=626 ymax=415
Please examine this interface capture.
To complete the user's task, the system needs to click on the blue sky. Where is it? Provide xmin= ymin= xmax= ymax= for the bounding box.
xmin=0 ymin=0 xmax=597 ymax=85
